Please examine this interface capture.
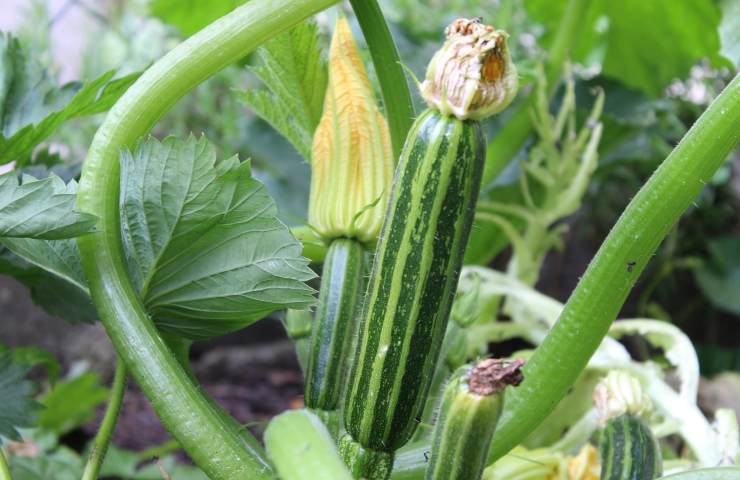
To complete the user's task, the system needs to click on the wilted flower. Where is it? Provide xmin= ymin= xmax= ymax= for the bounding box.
xmin=420 ymin=17 xmax=518 ymax=120
xmin=594 ymin=370 xmax=652 ymax=424
xmin=308 ymin=17 xmax=393 ymax=243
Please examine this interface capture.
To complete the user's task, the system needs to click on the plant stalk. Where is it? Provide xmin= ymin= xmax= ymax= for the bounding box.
xmin=0 ymin=448 xmax=11 ymax=480
xmin=75 ymin=0 xmax=341 ymax=478
xmin=82 ymin=359 xmax=127 ymax=480
xmin=488 ymin=73 xmax=740 ymax=462
xmin=349 ymin=0 xmax=415 ymax=161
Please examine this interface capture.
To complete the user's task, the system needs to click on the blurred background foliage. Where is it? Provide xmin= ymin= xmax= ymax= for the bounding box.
xmin=1 ymin=0 xmax=738 ymax=395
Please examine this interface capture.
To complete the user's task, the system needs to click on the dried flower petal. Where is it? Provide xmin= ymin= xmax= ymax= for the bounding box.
xmin=420 ymin=17 xmax=518 ymax=120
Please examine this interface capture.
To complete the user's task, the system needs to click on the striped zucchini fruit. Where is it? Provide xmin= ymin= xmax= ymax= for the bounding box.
xmin=343 ymin=108 xmax=486 ymax=456
xmin=600 ymin=413 xmax=663 ymax=480
xmin=304 ymin=239 xmax=366 ymax=432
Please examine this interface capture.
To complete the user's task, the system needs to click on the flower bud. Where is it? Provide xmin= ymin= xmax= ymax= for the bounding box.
xmin=420 ymin=17 xmax=518 ymax=121
xmin=309 ymin=17 xmax=393 ymax=243
xmin=593 ymin=370 xmax=652 ymax=424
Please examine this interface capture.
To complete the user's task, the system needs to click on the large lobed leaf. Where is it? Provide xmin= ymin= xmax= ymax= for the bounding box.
xmin=0 ymin=172 xmax=96 ymax=239
xmin=238 ymin=20 xmax=327 ymax=160
xmin=150 ymin=0 xmax=247 ymax=37
xmin=0 ymin=33 xmax=139 ymax=166
xmin=525 ymin=0 xmax=725 ymax=97
xmin=119 ymin=135 xmax=316 ymax=339
xmin=0 ymin=352 xmax=40 ymax=442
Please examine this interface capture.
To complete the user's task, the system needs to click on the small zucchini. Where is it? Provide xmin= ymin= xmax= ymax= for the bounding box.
xmin=426 ymin=359 xmax=524 ymax=480
xmin=304 ymin=239 xmax=366 ymax=434
xmin=600 ymin=413 xmax=662 ymax=480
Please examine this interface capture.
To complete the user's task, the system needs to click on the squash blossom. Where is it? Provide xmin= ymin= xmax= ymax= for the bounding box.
xmin=309 ymin=17 xmax=393 ymax=244
xmin=593 ymin=370 xmax=652 ymax=424
xmin=420 ymin=17 xmax=518 ymax=120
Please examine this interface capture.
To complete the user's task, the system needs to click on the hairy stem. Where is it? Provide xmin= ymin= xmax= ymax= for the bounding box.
xmin=350 ymin=0 xmax=416 ymax=161
xmin=82 ymin=359 xmax=127 ymax=480
xmin=488 ymin=74 xmax=740 ymax=462
xmin=75 ymin=0 xmax=340 ymax=478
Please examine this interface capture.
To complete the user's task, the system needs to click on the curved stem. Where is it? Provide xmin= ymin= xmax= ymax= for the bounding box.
xmin=350 ymin=0 xmax=416 ymax=161
xmin=82 ymin=359 xmax=127 ymax=480
xmin=488 ymin=74 xmax=740 ymax=462
xmin=75 ymin=1 xmax=341 ymax=478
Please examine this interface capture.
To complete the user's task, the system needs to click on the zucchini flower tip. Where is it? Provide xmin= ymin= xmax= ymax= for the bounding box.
xmin=420 ymin=17 xmax=518 ymax=121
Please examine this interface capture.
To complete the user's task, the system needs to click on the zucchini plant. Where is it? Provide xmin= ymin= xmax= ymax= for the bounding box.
xmin=0 ymin=1 xmax=738 ymax=480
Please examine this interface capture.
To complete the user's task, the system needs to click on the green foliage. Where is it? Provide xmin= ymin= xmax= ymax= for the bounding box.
xmin=238 ymin=20 xmax=327 ymax=160
xmin=38 ymin=372 xmax=108 ymax=436
xmin=0 ymin=352 xmax=40 ymax=442
xmin=119 ymin=135 xmax=316 ymax=339
xmin=98 ymin=445 xmax=207 ymax=480
xmin=719 ymin=0 xmax=740 ymax=66
xmin=0 ymin=172 xmax=96 ymax=239
xmin=525 ymin=0 xmax=725 ymax=96
xmin=0 ymin=33 xmax=139 ymax=166
xmin=151 ymin=0 xmax=247 ymax=37
xmin=694 ymin=237 xmax=740 ymax=315
xmin=0 ymin=345 xmax=60 ymax=386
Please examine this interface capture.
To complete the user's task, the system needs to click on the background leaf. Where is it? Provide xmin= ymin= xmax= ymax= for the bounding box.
xmin=150 ymin=0 xmax=247 ymax=37
xmin=718 ymin=0 xmax=740 ymax=66
xmin=120 ymin=136 xmax=316 ymax=340
xmin=0 ymin=352 xmax=40 ymax=442
xmin=38 ymin=372 xmax=108 ymax=436
xmin=0 ymin=172 xmax=96 ymax=239
xmin=0 ymin=33 xmax=139 ymax=166
xmin=694 ymin=236 xmax=740 ymax=316
xmin=238 ymin=20 xmax=327 ymax=160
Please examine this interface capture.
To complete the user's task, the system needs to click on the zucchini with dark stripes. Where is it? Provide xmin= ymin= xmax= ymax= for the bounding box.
xmin=341 ymin=18 xmax=517 ymax=479
xmin=305 ymin=239 xmax=366 ymax=434
xmin=600 ymin=413 xmax=663 ymax=480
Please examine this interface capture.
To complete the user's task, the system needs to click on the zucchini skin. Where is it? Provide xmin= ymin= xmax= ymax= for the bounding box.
xmin=343 ymin=108 xmax=486 ymax=453
xmin=305 ymin=239 xmax=366 ymax=412
xmin=600 ymin=413 xmax=663 ymax=480
xmin=426 ymin=373 xmax=504 ymax=480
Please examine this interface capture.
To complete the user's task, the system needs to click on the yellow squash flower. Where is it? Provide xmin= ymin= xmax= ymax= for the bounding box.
xmin=308 ymin=17 xmax=393 ymax=244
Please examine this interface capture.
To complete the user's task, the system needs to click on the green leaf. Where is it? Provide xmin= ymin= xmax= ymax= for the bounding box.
xmin=0 ymin=346 xmax=60 ymax=386
xmin=100 ymin=445 xmax=208 ymax=480
xmin=38 ymin=372 xmax=108 ymax=435
xmin=120 ymin=136 xmax=316 ymax=340
xmin=719 ymin=0 xmax=740 ymax=66
xmin=0 ymin=172 xmax=96 ymax=239
xmin=9 ymin=446 xmax=83 ymax=480
xmin=0 ymin=352 xmax=40 ymax=442
xmin=238 ymin=20 xmax=327 ymax=160
xmin=0 ymin=241 xmax=98 ymax=324
xmin=150 ymin=0 xmax=247 ymax=37
xmin=0 ymin=33 xmax=139 ymax=165
xmin=602 ymin=0 xmax=722 ymax=96
xmin=694 ymin=236 xmax=740 ymax=315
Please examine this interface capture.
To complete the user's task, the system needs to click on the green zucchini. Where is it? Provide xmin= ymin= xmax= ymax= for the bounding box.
xmin=304 ymin=238 xmax=366 ymax=434
xmin=426 ymin=359 xmax=523 ymax=480
xmin=341 ymin=18 xmax=517 ymax=479
xmin=600 ymin=413 xmax=663 ymax=480
xmin=343 ymin=107 xmax=486 ymax=454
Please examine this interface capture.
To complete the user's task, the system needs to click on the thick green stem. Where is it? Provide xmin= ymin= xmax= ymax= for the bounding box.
xmin=75 ymin=0 xmax=340 ymax=478
xmin=488 ymin=74 xmax=740 ymax=462
xmin=350 ymin=0 xmax=415 ymax=161
xmin=265 ymin=410 xmax=353 ymax=480
xmin=0 ymin=448 xmax=11 ymax=480
xmin=82 ymin=359 xmax=127 ymax=480
xmin=481 ymin=0 xmax=590 ymax=186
